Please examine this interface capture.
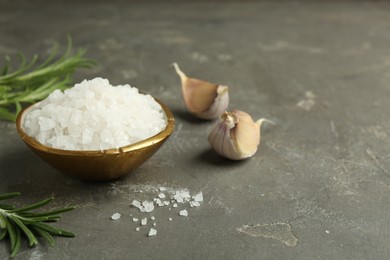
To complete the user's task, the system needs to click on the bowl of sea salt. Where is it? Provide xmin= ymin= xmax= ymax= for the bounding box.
xmin=16 ymin=78 xmax=175 ymax=181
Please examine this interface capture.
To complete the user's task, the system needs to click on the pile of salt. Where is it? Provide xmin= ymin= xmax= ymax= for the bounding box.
xmin=23 ymin=78 xmax=166 ymax=150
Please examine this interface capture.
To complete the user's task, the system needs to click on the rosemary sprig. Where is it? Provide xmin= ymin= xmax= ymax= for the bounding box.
xmin=0 ymin=192 xmax=75 ymax=257
xmin=0 ymin=36 xmax=96 ymax=121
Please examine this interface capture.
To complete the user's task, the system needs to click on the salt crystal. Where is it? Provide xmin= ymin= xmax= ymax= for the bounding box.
xmin=148 ymin=228 xmax=157 ymax=237
xmin=142 ymin=201 xmax=155 ymax=213
xmin=153 ymin=223 xmax=157 ymax=226
xmin=158 ymin=193 xmax=166 ymax=199
xmin=133 ymin=218 xmax=139 ymax=222
xmin=151 ymin=216 xmax=156 ymax=220
xmin=179 ymin=210 xmax=188 ymax=217
xmin=169 ymin=218 xmax=173 ymax=221
xmin=131 ymin=200 xmax=142 ymax=209
xmin=141 ymin=217 xmax=147 ymax=226
xmin=159 ymin=187 xmax=167 ymax=192
xmin=173 ymin=190 xmax=191 ymax=203
xmin=23 ymin=77 xmax=167 ymax=150
xmin=136 ymin=227 xmax=140 ymax=231
xmin=194 ymin=192 xmax=203 ymax=202
xmin=163 ymin=201 xmax=170 ymax=206
xmin=111 ymin=213 xmax=121 ymax=220
xmin=190 ymin=201 xmax=201 ymax=207
xmin=173 ymin=203 xmax=178 ymax=208
xmin=174 ymin=196 xmax=184 ymax=203
xmin=133 ymin=200 xmax=155 ymax=213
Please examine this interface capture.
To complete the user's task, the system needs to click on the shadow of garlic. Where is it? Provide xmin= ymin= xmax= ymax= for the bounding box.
xmin=208 ymin=110 xmax=274 ymax=160
xmin=173 ymin=63 xmax=229 ymax=120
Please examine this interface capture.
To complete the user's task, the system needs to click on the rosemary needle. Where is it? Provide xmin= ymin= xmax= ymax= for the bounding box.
xmin=0 ymin=192 xmax=75 ymax=257
xmin=0 ymin=36 xmax=96 ymax=121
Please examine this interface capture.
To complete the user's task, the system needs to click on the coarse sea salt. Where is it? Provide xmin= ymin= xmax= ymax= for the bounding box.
xmin=22 ymin=77 xmax=166 ymax=150
xmin=132 ymin=200 xmax=155 ymax=213
xmin=111 ymin=213 xmax=121 ymax=220
xmin=179 ymin=210 xmax=188 ymax=217
xmin=148 ymin=228 xmax=157 ymax=237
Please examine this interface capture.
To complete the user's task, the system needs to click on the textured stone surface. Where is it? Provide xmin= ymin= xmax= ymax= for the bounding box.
xmin=1 ymin=0 xmax=390 ymax=259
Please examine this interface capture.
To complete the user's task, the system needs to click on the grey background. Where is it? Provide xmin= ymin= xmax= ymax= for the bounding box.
xmin=1 ymin=0 xmax=390 ymax=259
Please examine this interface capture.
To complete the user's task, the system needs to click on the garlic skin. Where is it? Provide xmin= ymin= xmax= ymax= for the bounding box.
xmin=173 ymin=63 xmax=229 ymax=120
xmin=208 ymin=110 xmax=272 ymax=160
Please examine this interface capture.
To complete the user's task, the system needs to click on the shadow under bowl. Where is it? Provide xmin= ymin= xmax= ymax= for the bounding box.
xmin=16 ymin=99 xmax=175 ymax=181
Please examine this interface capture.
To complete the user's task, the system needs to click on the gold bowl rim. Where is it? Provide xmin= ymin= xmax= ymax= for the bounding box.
xmin=16 ymin=98 xmax=175 ymax=157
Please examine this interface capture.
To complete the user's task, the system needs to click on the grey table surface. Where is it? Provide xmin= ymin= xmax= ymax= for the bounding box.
xmin=1 ymin=0 xmax=390 ymax=259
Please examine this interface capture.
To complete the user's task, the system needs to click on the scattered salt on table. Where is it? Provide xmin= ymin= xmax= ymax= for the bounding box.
xmin=132 ymin=200 xmax=155 ymax=213
xmin=148 ymin=228 xmax=157 ymax=237
xmin=111 ymin=213 xmax=121 ymax=220
xmin=173 ymin=190 xmax=191 ymax=203
xmin=179 ymin=210 xmax=188 ymax=217
xmin=142 ymin=201 xmax=155 ymax=212
xmin=194 ymin=192 xmax=203 ymax=202
xmin=190 ymin=201 xmax=201 ymax=207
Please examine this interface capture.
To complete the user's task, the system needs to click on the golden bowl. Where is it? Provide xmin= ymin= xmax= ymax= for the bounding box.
xmin=16 ymin=99 xmax=175 ymax=181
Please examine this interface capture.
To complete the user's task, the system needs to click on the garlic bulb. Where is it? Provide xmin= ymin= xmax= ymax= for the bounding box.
xmin=173 ymin=63 xmax=229 ymax=120
xmin=208 ymin=110 xmax=273 ymax=160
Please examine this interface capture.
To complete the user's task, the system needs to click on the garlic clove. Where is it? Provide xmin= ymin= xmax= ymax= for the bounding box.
xmin=208 ymin=110 xmax=273 ymax=160
xmin=173 ymin=63 xmax=229 ymax=120
xmin=230 ymin=110 xmax=261 ymax=158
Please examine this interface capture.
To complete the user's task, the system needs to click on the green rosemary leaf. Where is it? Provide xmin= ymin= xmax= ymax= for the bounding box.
xmin=0 ymin=204 xmax=15 ymax=210
xmin=0 ymin=192 xmax=20 ymax=200
xmin=1 ymin=56 xmax=10 ymax=76
xmin=3 ymin=217 xmax=16 ymax=253
xmin=10 ymin=228 xmax=21 ymax=258
xmin=10 ymin=217 xmax=38 ymax=246
xmin=30 ymin=222 xmax=75 ymax=237
xmin=0 ymin=213 xmax=5 ymax=229
xmin=21 ymin=206 xmax=76 ymax=218
xmin=15 ymin=102 xmax=21 ymax=115
xmin=11 ymin=197 xmax=54 ymax=213
xmin=0 ymin=228 xmax=7 ymax=240
xmin=31 ymin=227 xmax=55 ymax=247
xmin=15 ymin=215 xmax=57 ymax=224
